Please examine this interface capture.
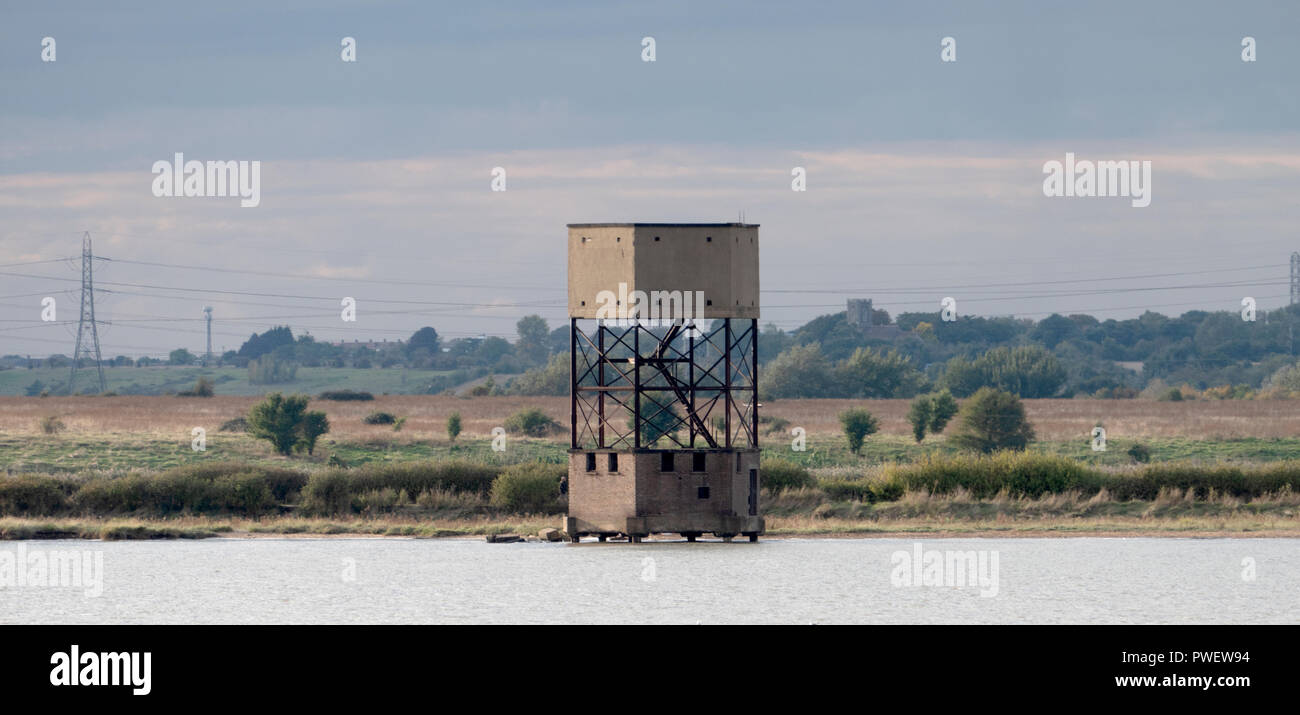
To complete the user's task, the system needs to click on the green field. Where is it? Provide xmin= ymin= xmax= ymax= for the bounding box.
xmin=0 ymin=365 xmax=464 ymax=396
xmin=763 ymin=434 xmax=1300 ymax=469
xmin=7 ymin=429 xmax=1300 ymax=477
xmin=0 ymin=433 xmax=565 ymax=475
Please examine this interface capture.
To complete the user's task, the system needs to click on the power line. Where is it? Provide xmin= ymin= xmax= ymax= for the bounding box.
xmin=99 ymin=257 xmax=563 ymax=292
xmin=765 ymin=264 xmax=1283 ymax=294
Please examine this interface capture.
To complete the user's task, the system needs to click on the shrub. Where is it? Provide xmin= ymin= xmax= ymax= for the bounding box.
xmin=39 ymin=416 xmax=66 ymax=435
xmin=1127 ymin=443 xmax=1152 ymax=463
xmin=948 ymin=387 xmax=1035 ymax=453
xmin=318 ymin=389 xmax=374 ymax=401
xmin=161 ymin=463 xmax=307 ymax=502
xmin=363 ymin=411 xmax=397 ymax=425
xmin=298 ymin=471 xmax=356 ymax=515
xmin=819 ymin=479 xmax=873 ymax=502
xmin=70 ymin=465 xmax=292 ymax=516
xmin=447 ymin=412 xmax=462 ymax=442
xmin=1158 ymin=387 xmax=1184 ymax=402
xmin=1105 ymin=463 xmax=1300 ymax=501
xmin=887 ymin=452 xmax=1097 ymax=499
xmin=505 ymin=407 xmax=562 ymax=437
xmin=299 ymin=462 xmax=500 ymax=516
xmin=470 ymin=376 xmax=496 ymax=397
xmin=489 ymin=463 xmax=564 ymax=513
xmin=177 ymin=377 xmax=215 ymax=397
xmin=760 ymin=458 xmax=815 ymax=491
xmin=820 ymin=479 xmax=904 ymax=503
xmin=838 ymin=408 xmax=879 ymax=455
xmin=0 ymin=475 xmax=71 ymax=515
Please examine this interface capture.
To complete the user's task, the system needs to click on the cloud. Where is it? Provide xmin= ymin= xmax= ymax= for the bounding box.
xmin=2 ymin=138 xmax=1298 ymax=354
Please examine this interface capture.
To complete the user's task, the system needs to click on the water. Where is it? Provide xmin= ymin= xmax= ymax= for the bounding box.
xmin=2 ymin=537 xmax=1296 ymax=624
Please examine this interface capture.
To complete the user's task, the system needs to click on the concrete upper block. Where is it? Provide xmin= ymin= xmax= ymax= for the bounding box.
xmin=567 ymin=223 xmax=760 ymax=320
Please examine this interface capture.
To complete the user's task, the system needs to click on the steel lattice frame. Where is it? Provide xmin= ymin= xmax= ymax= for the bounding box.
xmin=570 ymin=318 xmax=758 ymax=451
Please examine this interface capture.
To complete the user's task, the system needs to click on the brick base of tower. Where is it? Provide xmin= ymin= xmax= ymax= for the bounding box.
xmin=563 ymin=449 xmax=765 ymax=542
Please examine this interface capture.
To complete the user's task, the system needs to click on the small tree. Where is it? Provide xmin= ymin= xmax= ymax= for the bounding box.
xmin=948 ymin=387 xmax=1035 ymax=453
xmin=248 ymin=393 xmax=311 ymax=456
xmin=928 ymin=389 xmax=959 ymax=434
xmin=907 ymin=396 xmax=932 ymax=443
xmin=447 ymin=412 xmax=462 ymax=442
xmin=298 ymin=411 xmax=330 ymax=455
xmin=838 ymin=408 xmax=879 ymax=455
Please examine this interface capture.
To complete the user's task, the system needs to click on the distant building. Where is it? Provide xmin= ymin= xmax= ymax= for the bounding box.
xmin=846 ymin=298 xmax=902 ymax=339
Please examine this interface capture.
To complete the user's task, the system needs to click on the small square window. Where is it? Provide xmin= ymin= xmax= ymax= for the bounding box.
xmin=660 ymin=452 xmax=674 ymax=471
xmin=692 ymin=452 xmax=706 ymax=472
xmin=654 ymin=236 xmax=660 ymax=241
xmin=706 ymin=236 xmax=712 ymax=242
xmin=585 ymin=453 xmax=596 ymax=471
xmin=697 ymin=486 xmax=710 ymax=499
xmin=608 ymin=453 xmax=618 ymax=472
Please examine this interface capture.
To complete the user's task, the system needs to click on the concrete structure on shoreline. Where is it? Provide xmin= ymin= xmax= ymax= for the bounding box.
xmin=564 ymin=223 xmax=764 ymax=543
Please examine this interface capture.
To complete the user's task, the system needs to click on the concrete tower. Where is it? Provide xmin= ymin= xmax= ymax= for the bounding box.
xmin=564 ymin=223 xmax=764 ymax=543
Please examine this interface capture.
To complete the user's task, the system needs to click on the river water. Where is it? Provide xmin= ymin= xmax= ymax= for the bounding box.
xmin=1 ymin=537 xmax=1296 ymax=624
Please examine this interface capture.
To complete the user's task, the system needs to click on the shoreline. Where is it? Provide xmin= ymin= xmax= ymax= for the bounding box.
xmin=2 ymin=518 xmax=1298 ymax=541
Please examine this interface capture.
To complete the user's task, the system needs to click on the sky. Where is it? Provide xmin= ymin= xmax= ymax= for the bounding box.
xmin=1 ymin=0 xmax=1298 ymax=357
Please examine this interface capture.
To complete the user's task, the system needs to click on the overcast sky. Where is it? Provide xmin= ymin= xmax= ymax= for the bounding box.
xmin=2 ymin=0 xmax=1298 ymax=357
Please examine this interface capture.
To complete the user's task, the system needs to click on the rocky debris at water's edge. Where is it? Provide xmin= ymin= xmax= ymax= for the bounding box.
xmin=485 ymin=529 xmax=569 ymax=543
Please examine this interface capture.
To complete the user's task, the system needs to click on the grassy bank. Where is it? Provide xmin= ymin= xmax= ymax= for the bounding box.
xmin=11 ymin=430 xmax=1300 ymax=476
xmin=2 ymin=454 xmax=1299 ymax=539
